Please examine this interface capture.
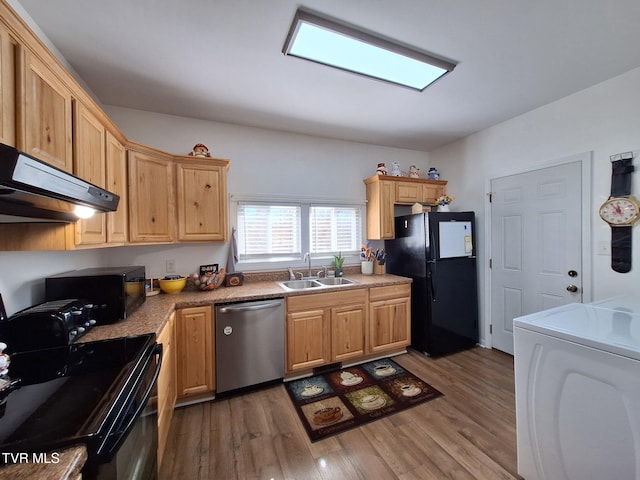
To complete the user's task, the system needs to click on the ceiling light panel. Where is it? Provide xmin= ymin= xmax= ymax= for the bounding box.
xmin=283 ymin=9 xmax=456 ymax=91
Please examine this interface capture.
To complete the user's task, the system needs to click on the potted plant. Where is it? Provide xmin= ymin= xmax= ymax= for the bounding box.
xmin=332 ymin=252 xmax=345 ymax=277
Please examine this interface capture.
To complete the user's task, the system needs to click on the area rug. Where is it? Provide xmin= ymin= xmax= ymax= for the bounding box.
xmin=285 ymin=357 xmax=443 ymax=442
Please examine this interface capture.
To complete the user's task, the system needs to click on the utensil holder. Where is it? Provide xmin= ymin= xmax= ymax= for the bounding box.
xmin=374 ymin=262 xmax=385 ymax=275
xmin=361 ymin=261 xmax=374 ymax=275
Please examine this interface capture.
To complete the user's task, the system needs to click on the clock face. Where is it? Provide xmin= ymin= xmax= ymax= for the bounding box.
xmin=599 ymin=197 xmax=640 ymax=225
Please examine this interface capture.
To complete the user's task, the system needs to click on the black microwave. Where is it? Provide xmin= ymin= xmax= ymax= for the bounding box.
xmin=45 ymin=266 xmax=146 ymax=324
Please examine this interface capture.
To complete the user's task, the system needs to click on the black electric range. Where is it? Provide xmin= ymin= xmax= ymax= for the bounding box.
xmin=0 ymin=333 xmax=161 ymax=477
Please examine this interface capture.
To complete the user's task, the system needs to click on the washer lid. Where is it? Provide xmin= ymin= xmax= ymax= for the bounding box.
xmin=514 ymin=298 xmax=640 ymax=361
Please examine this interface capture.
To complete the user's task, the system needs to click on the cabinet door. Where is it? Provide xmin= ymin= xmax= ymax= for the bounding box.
xmin=176 ymin=306 xmax=214 ymax=398
xmin=156 ymin=312 xmax=176 ymax=469
xmin=366 ymin=179 xmax=395 ymax=240
xmin=0 ymin=26 xmax=15 ymax=146
xmin=395 ymin=181 xmax=422 ymax=204
xmin=422 ymin=183 xmax=446 ymax=205
xmin=286 ymin=309 xmax=330 ymax=372
xmin=73 ymin=101 xmax=106 ymax=245
xmin=369 ymin=297 xmax=410 ymax=353
xmin=128 ymin=149 xmax=175 ymax=243
xmin=331 ymin=304 xmax=366 ymax=362
xmin=19 ymin=49 xmax=73 ymax=172
xmin=106 ymin=131 xmax=127 ymax=244
xmin=176 ymin=161 xmax=226 ymax=241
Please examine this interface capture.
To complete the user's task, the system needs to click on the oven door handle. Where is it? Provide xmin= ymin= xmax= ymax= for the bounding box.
xmin=97 ymin=342 xmax=163 ymax=460
xmin=120 ymin=343 xmax=163 ymax=436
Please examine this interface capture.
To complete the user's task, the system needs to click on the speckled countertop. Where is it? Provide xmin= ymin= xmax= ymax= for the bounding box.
xmin=80 ymin=272 xmax=412 ymax=343
xmin=0 ymin=272 xmax=410 ymax=479
xmin=0 ymin=445 xmax=86 ymax=480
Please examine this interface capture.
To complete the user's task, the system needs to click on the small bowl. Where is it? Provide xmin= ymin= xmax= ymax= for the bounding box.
xmin=158 ymin=276 xmax=187 ymax=294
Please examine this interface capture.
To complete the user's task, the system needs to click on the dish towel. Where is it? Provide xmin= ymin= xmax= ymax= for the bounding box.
xmin=226 ymin=227 xmax=238 ymax=273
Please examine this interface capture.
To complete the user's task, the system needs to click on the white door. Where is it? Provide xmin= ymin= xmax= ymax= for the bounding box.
xmin=491 ymin=160 xmax=583 ymax=354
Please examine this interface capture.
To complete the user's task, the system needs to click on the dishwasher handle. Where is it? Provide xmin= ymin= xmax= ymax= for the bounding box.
xmin=217 ymin=300 xmax=282 ymax=314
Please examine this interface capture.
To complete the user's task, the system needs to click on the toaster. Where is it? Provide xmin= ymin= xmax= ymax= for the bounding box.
xmin=0 ymin=299 xmax=96 ymax=354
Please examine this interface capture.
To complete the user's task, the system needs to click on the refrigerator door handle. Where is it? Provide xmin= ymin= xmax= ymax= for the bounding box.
xmin=427 ymin=264 xmax=436 ymax=302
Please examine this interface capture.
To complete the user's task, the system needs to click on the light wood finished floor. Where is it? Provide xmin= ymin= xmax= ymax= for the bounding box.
xmin=160 ymin=347 xmax=521 ymax=480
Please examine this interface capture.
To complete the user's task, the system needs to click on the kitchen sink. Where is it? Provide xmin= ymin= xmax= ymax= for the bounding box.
xmin=278 ymin=279 xmax=322 ymax=290
xmin=277 ymin=277 xmax=357 ymax=291
xmin=315 ymin=277 xmax=355 ymax=286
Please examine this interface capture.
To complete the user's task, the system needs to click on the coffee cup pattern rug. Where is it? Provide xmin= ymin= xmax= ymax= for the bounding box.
xmin=285 ymin=358 xmax=443 ymax=442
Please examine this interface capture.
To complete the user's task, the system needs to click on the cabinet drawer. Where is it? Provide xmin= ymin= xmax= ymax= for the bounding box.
xmin=287 ymin=288 xmax=367 ymax=312
xmin=369 ymin=283 xmax=410 ymax=302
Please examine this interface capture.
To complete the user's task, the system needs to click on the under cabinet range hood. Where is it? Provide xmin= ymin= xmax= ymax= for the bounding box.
xmin=0 ymin=143 xmax=119 ymax=223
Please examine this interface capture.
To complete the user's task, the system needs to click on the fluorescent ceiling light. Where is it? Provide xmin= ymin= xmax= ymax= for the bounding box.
xmin=283 ymin=9 xmax=456 ymax=91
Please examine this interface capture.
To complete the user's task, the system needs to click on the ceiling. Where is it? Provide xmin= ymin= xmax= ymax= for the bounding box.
xmin=15 ymin=0 xmax=640 ymax=152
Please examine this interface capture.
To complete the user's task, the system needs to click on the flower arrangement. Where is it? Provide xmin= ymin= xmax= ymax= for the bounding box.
xmin=436 ymin=195 xmax=454 ymax=206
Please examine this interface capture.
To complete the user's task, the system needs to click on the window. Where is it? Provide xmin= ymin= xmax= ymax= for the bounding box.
xmin=237 ymin=200 xmax=363 ymax=263
xmin=310 ymin=206 xmax=361 ymax=253
xmin=237 ymin=203 xmax=301 ymax=260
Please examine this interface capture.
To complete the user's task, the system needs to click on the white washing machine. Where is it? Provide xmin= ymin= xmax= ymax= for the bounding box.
xmin=514 ymin=296 xmax=640 ymax=480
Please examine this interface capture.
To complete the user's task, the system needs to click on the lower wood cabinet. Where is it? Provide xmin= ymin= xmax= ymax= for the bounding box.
xmin=369 ymin=284 xmax=411 ymax=353
xmin=176 ymin=305 xmax=215 ymax=399
xmin=331 ymin=303 xmax=366 ymax=362
xmin=286 ymin=289 xmax=367 ymax=373
xmin=156 ymin=312 xmax=176 ymax=469
xmin=286 ymin=308 xmax=330 ymax=371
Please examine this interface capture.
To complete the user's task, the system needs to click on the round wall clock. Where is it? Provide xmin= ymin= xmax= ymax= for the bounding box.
xmin=599 ymin=154 xmax=638 ymax=273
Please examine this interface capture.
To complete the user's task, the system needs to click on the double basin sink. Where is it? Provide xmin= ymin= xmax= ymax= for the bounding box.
xmin=277 ymin=277 xmax=356 ymax=291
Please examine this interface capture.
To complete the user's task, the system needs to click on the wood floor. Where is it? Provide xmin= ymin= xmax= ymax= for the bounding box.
xmin=159 ymin=347 xmax=521 ymax=480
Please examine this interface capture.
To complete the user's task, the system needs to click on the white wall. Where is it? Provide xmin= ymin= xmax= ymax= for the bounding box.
xmin=0 ymin=108 xmax=429 ymax=315
xmin=0 ymin=250 xmax=103 ymax=318
xmin=429 ymin=66 xmax=640 ymax=346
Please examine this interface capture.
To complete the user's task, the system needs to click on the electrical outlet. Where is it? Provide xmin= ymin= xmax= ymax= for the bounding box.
xmin=598 ymin=241 xmax=611 ymax=256
xmin=166 ymin=259 xmax=176 ymax=273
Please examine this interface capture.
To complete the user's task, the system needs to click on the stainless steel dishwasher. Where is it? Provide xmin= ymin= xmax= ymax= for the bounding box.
xmin=215 ymin=298 xmax=285 ymax=394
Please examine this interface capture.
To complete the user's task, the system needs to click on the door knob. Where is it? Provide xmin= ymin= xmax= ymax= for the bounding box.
xmin=566 ymin=285 xmax=579 ymax=293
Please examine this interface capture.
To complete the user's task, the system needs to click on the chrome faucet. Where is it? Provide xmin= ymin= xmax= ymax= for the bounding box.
xmin=303 ymin=252 xmax=312 ymax=278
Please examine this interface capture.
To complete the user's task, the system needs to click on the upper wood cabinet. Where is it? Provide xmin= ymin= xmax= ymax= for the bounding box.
xmin=0 ymin=24 xmax=15 ymax=146
xmin=18 ymin=48 xmax=73 ymax=172
xmin=0 ymin=3 xmax=230 ymax=251
xmin=175 ymin=157 xmax=229 ymax=242
xmin=73 ymin=100 xmax=107 ymax=245
xmin=105 ymin=131 xmax=128 ymax=244
xmin=364 ymin=174 xmax=447 ymax=239
xmin=364 ymin=177 xmax=395 ymax=240
xmin=128 ymin=144 xmax=230 ymax=245
xmin=72 ymin=101 xmax=129 ymax=247
xmin=128 ymin=145 xmax=176 ymax=244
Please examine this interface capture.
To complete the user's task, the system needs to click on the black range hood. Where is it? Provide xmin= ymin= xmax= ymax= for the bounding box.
xmin=0 ymin=143 xmax=119 ymax=223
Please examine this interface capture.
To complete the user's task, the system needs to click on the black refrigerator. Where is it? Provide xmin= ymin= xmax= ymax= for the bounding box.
xmin=385 ymin=212 xmax=479 ymax=356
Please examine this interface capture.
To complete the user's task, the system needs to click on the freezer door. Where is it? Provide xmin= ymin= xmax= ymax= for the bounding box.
xmin=385 ymin=214 xmax=428 ymax=277
xmin=428 ymin=211 xmax=476 ymax=260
